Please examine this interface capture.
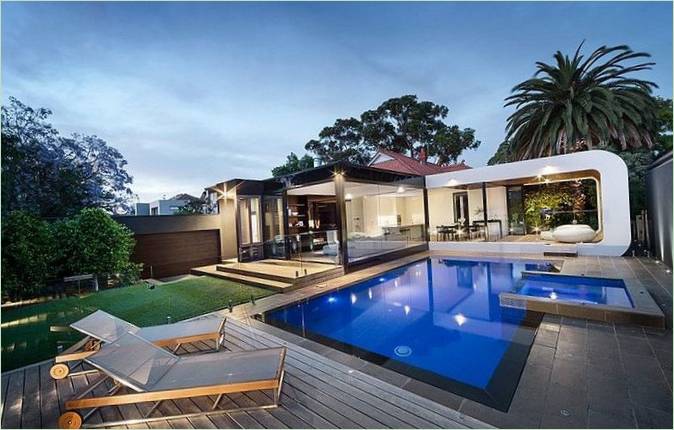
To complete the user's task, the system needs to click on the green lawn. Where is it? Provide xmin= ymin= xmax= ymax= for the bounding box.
xmin=1 ymin=276 xmax=274 ymax=371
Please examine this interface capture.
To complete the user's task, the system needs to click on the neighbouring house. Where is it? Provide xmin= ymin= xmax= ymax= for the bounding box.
xmin=204 ymin=148 xmax=631 ymax=274
xmin=134 ymin=194 xmax=200 ymax=216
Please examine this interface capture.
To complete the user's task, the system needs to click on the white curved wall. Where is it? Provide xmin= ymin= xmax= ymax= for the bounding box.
xmin=425 ymin=150 xmax=631 ymax=256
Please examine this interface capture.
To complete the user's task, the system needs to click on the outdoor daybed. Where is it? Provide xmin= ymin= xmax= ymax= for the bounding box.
xmin=540 ymin=224 xmax=597 ymax=243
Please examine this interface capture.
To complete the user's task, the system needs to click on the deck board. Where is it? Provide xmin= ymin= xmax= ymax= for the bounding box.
xmin=38 ymin=363 xmax=61 ymax=428
xmin=21 ymin=366 xmax=42 ymax=429
xmin=2 ymin=370 xmax=24 ymax=428
xmin=1 ymin=368 xmax=10 ymax=422
xmin=0 ymin=319 xmax=486 ymax=429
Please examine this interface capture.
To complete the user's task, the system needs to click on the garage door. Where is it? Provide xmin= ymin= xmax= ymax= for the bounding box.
xmin=132 ymin=229 xmax=221 ymax=279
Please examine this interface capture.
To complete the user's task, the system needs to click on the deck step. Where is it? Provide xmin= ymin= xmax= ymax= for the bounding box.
xmin=216 ymin=264 xmax=296 ymax=283
xmin=191 ymin=266 xmax=292 ymax=292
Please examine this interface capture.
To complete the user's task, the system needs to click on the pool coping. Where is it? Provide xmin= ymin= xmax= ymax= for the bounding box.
xmin=499 ymin=271 xmax=666 ymax=328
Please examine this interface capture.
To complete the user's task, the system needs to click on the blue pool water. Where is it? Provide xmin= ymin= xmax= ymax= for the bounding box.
xmin=517 ymin=274 xmax=633 ymax=308
xmin=263 ymin=258 xmax=554 ymax=410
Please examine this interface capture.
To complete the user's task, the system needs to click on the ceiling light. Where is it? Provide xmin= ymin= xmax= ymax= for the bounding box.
xmin=454 ymin=313 xmax=467 ymax=326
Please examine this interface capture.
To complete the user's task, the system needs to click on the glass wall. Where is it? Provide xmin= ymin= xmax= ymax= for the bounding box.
xmin=428 ymin=176 xmax=601 ymax=244
xmin=263 ymin=196 xmax=286 ymax=259
xmin=344 ymin=181 xmax=426 ymax=263
xmin=237 ymin=196 xmax=263 ymax=260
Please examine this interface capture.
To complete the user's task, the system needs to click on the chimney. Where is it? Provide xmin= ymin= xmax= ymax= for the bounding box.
xmin=418 ymin=147 xmax=427 ymax=163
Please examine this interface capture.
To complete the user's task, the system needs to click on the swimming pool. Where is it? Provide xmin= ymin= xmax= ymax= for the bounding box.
xmin=260 ymin=257 xmax=554 ymax=411
xmin=516 ymin=273 xmax=633 ymax=308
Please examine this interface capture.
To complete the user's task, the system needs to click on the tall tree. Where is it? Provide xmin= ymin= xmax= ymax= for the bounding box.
xmin=271 ymin=152 xmax=316 ymax=177
xmin=505 ymin=43 xmax=658 ymax=159
xmin=305 ymin=118 xmax=371 ymax=165
xmin=487 ymin=140 xmax=516 ymax=165
xmin=361 ymin=95 xmax=480 ymax=163
xmin=304 ymin=96 xmax=480 ymax=165
xmin=1 ymin=97 xmax=133 ymax=217
xmin=653 ymin=96 xmax=672 ymax=153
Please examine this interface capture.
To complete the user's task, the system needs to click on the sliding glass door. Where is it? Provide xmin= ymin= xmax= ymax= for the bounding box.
xmin=237 ymin=196 xmax=262 ymax=261
xmin=263 ymin=196 xmax=286 ymax=259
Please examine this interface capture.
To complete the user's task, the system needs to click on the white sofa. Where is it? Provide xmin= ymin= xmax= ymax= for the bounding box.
xmin=541 ymin=224 xmax=597 ymax=243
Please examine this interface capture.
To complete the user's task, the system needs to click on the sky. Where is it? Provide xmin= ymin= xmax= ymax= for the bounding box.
xmin=2 ymin=1 xmax=672 ymax=202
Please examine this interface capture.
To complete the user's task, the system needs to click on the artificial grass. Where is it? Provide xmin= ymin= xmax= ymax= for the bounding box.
xmin=1 ymin=276 xmax=274 ymax=371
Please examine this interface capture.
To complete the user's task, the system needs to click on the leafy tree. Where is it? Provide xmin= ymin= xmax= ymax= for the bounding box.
xmin=505 ymin=43 xmax=658 ymax=159
xmin=1 ymin=211 xmax=55 ymax=301
xmin=598 ymin=145 xmax=655 ymax=217
xmin=487 ymin=140 xmax=516 ymax=165
xmin=1 ymin=97 xmax=133 ymax=217
xmin=52 ymin=208 xmax=137 ymax=281
xmin=361 ymin=95 xmax=480 ymax=163
xmin=305 ymin=118 xmax=371 ymax=165
xmin=654 ymin=96 xmax=673 ymax=153
xmin=173 ymin=194 xmax=207 ymax=215
xmin=304 ymin=95 xmax=480 ymax=165
xmin=271 ymin=152 xmax=316 ymax=176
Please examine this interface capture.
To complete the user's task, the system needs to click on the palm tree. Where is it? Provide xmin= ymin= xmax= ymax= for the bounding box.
xmin=505 ymin=43 xmax=658 ymax=159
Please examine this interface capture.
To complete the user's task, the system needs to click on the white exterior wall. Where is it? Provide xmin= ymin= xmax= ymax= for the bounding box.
xmin=425 ymin=150 xmax=631 ymax=256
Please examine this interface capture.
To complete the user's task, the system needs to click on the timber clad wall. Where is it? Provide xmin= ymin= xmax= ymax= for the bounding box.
xmin=132 ymin=230 xmax=220 ymax=278
xmin=115 ymin=215 xmax=227 ymax=278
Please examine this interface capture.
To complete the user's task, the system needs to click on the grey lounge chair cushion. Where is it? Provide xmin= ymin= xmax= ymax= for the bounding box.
xmin=85 ymin=332 xmax=178 ymax=391
xmin=152 ymin=348 xmax=285 ymax=391
xmin=70 ymin=310 xmax=224 ymax=344
xmin=138 ymin=318 xmax=224 ymax=342
xmin=70 ymin=310 xmax=140 ymax=343
xmin=85 ymin=332 xmax=284 ymax=393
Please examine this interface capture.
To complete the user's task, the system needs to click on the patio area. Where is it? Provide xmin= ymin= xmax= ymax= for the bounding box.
xmin=1 ymin=252 xmax=671 ymax=429
xmin=0 ymin=316 xmax=487 ymax=429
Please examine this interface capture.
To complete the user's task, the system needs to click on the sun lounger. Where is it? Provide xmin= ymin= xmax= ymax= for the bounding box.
xmin=50 ymin=310 xmax=226 ymax=380
xmin=58 ymin=332 xmax=286 ymax=429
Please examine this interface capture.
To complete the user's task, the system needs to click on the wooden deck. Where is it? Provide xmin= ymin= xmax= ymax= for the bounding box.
xmin=0 ymin=317 xmax=487 ymax=429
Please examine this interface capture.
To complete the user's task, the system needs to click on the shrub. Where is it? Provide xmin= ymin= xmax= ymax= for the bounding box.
xmin=2 ymin=208 xmax=139 ymax=301
xmin=1 ymin=211 xmax=55 ymax=301
xmin=54 ymin=208 xmax=137 ymax=279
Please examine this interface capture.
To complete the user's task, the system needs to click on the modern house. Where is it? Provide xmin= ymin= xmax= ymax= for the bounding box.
xmin=203 ymin=149 xmax=631 ymax=278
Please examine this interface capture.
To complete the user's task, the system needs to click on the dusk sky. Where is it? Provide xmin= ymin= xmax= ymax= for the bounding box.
xmin=3 ymin=1 xmax=672 ymax=202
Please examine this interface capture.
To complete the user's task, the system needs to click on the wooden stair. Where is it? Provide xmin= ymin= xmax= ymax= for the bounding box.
xmin=191 ymin=260 xmax=344 ymax=292
xmin=190 ymin=265 xmax=292 ymax=292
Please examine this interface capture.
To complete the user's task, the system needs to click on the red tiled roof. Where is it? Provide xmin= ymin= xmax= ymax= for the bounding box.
xmin=370 ymin=148 xmax=471 ymax=175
